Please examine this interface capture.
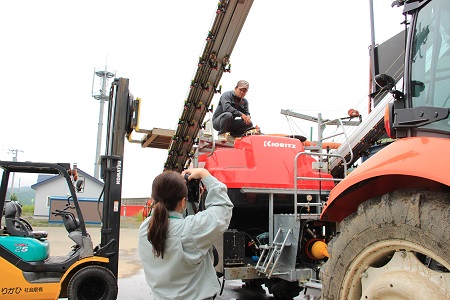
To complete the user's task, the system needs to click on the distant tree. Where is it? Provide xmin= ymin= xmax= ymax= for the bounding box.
xmin=10 ymin=193 xmax=18 ymax=201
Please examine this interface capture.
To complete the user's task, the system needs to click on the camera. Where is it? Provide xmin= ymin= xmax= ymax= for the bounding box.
xmin=184 ymin=174 xmax=200 ymax=203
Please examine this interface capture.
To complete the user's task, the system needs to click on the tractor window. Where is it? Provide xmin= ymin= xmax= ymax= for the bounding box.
xmin=411 ymin=0 xmax=450 ymax=133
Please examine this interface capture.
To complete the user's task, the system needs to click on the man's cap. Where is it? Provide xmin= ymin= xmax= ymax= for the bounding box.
xmin=236 ymin=80 xmax=249 ymax=89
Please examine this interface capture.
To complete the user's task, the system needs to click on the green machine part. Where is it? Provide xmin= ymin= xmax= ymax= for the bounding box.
xmin=0 ymin=236 xmax=49 ymax=262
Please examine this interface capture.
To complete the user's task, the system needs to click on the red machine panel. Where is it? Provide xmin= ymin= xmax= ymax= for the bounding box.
xmin=203 ymin=135 xmax=335 ymax=190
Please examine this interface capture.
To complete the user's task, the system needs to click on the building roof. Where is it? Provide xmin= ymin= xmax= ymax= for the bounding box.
xmin=31 ymin=168 xmax=103 ymax=190
xmin=36 ymin=174 xmax=54 ymax=184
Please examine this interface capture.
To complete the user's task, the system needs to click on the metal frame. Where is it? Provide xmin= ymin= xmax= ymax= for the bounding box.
xmin=0 ymin=161 xmax=88 ymax=237
xmin=97 ymin=78 xmax=130 ymax=277
xmin=294 ymin=152 xmax=345 ymax=217
xmin=163 ymin=0 xmax=254 ymax=171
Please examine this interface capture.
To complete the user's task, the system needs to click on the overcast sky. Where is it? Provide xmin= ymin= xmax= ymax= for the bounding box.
xmin=0 ymin=1 xmax=404 ymax=197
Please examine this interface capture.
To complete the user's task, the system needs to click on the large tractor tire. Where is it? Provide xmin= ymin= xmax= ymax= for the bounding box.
xmin=67 ymin=265 xmax=118 ymax=300
xmin=321 ymin=190 xmax=450 ymax=300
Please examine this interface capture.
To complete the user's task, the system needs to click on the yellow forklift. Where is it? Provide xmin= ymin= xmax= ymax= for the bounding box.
xmin=0 ymin=78 xmax=135 ymax=300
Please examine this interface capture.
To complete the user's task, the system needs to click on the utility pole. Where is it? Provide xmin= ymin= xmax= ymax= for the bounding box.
xmin=92 ymin=64 xmax=115 ymax=179
xmin=7 ymin=149 xmax=24 ymax=194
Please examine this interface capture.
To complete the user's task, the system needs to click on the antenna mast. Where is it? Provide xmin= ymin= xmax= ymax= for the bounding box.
xmin=92 ymin=63 xmax=115 ymax=179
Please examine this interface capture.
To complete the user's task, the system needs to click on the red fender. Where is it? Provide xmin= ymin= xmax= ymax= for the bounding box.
xmin=321 ymin=137 xmax=450 ymax=222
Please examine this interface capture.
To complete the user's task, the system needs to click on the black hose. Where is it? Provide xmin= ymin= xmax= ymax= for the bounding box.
xmin=219 ymin=276 xmax=225 ymax=296
xmin=97 ymin=186 xmax=105 ymax=220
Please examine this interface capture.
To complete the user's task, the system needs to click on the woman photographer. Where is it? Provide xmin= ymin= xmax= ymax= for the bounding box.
xmin=138 ymin=168 xmax=233 ymax=300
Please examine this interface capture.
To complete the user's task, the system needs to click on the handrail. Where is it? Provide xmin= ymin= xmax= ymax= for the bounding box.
xmin=293 ymin=152 xmax=346 ymax=218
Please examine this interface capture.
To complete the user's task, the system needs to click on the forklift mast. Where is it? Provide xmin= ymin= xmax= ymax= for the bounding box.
xmin=98 ymin=78 xmax=134 ymax=278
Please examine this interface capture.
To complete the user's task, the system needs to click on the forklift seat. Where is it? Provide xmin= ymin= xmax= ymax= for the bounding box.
xmin=4 ymin=201 xmax=48 ymax=240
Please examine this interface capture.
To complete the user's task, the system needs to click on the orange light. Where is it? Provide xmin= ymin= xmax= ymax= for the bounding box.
xmin=384 ymin=102 xmax=396 ymax=139
xmin=311 ymin=240 xmax=329 ymax=259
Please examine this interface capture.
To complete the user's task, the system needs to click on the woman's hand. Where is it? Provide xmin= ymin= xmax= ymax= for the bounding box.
xmin=182 ymin=168 xmax=211 ymax=181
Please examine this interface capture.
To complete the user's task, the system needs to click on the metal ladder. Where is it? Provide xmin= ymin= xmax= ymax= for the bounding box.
xmin=255 ymin=227 xmax=292 ymax=278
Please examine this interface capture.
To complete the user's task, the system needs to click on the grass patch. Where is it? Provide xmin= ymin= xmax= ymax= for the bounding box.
xmin=120 ymin=216 xmax=142 ymax=228
xmin=21 ymin=205 xmax=34 ymax=215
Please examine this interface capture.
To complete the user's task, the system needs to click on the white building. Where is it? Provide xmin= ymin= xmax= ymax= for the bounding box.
xmin=31 ymin=169 xmax=104 ymax=219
